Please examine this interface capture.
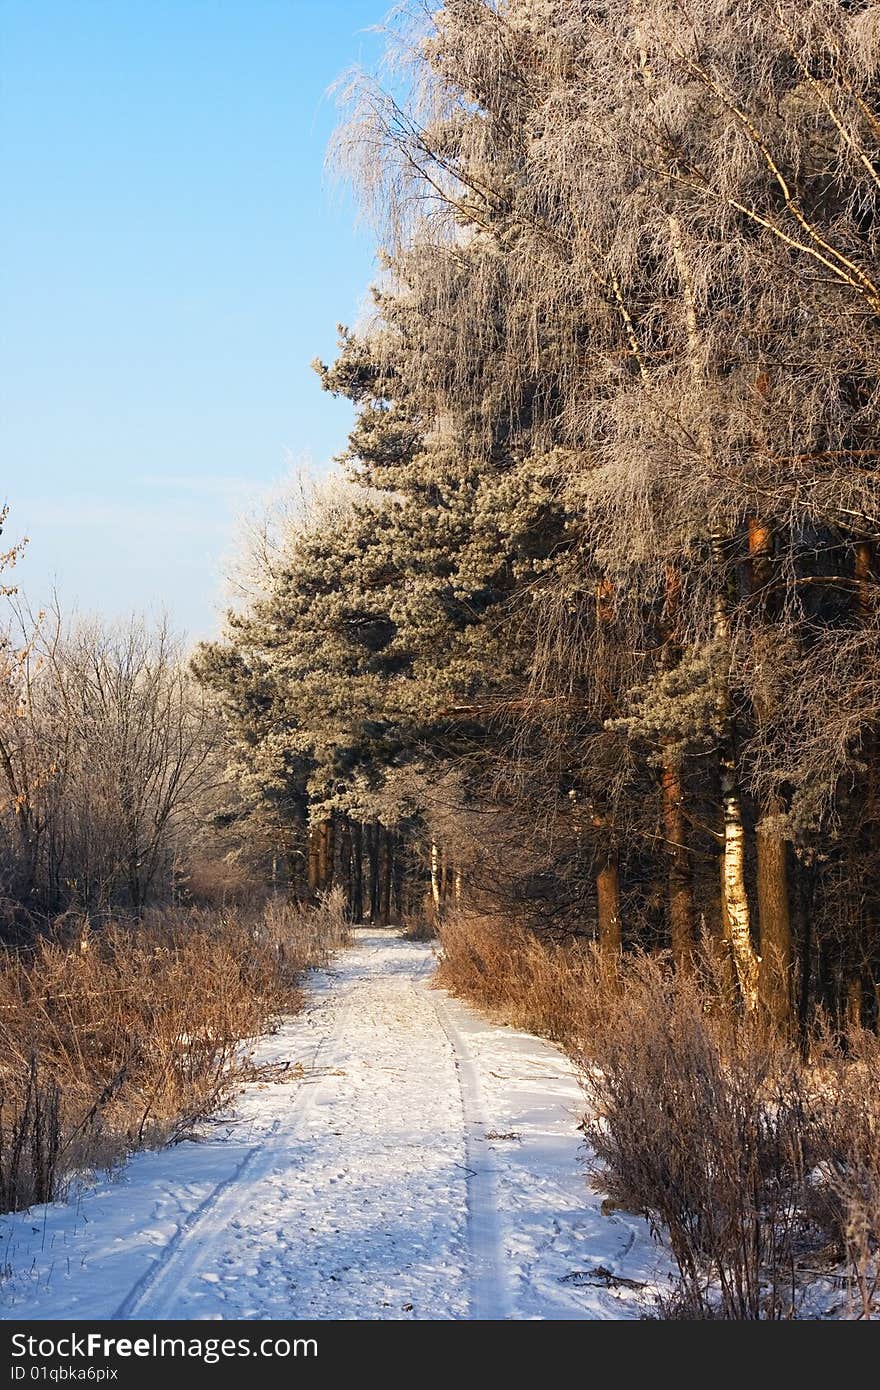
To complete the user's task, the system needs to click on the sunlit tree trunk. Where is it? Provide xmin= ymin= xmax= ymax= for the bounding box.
xmin=430 ymin=838 xmax=442 ymax=916
xmin=712 ymin=536 xmax=760 ymax=1012
xmin=756 ymin=828 xmax=792 ymax=1025
xmin=718 ymin=732 xmax=759 ymax=1010
xmin=597 ymin=852 xmax=622 ymax=954
xmin=669 ymin=211 xmax=758 ymax=1008
xmin=714 ymin=854 xmax=739 ymax=1004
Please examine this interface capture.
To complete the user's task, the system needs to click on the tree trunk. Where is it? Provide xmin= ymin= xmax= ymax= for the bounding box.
xmin=339 ymin=816 xmax=352 ymax=919
xmin=285 ymin=850 xmax=302 ymax=904
xmin=307 ymin=822 xmax=320 ymax=898
xmin=351 ymin=820 xmax=364 ymax=923
xmin=661 ymin=562 xmax=694 ymax=971
xmin=443 ymin=855 xmax=454 ymax=906
xmin=756 ymin=850 xmax=794 ymax=1019
xmin=795 ymin=856 xmax=811 ymax=1050
xmin=712 ymin=534 xmax=761 ymax=1012
xmin=381 ymin=830 xmax=393 ymax=927
xmin=661 ymin=756 xmax=694 ymax=972
xmin=757 ymin=817 xmax=793 ymax=1027
xmin=749 ymin=520 xmax=793 ymax=1027
xmin=393 ymin=843 xmax=405 ymax=917
xmin=855 ymin=539 xmax=875 ymax=620
xmin=845 ymin=972 xmax=864 ymax=1033
xmin=430 ymin=839 xmax=442 ymax=916
xmin=817 ymin=939 xmax=838 ymax=1027
xmin=669 ymin=217 xmax=759 ymax=1009
xmin=592 ymin=564 xmax=624 ymax=957
xmin=719 ymin=740 xmax=759 ymax=1011
xmin=597 ymin=852 xmax=622 ymax=954
xmin=368 ymin=821 xmax=381 ymax=923
xmin=317 ymin=817 xmax=334 ymax=891
xmin=713 ymin=852 xmax=739 ymax=1006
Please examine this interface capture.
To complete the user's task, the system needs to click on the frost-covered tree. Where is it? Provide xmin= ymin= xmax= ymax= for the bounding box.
xmin=198 ymin=0 xmax=880 ymax=1031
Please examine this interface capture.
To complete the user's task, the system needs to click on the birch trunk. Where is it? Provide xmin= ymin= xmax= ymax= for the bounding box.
xmin=669 ymin=210 xmax=759 ymax=1009
xmin=430 ymin=839 xmax=442 ymax=915
xmin=713 ymin=557 xmax=760 ymax=1013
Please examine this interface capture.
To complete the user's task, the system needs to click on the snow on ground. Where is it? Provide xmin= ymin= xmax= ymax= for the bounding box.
xmin=0 ymin=929 xmax=671 ymax=1321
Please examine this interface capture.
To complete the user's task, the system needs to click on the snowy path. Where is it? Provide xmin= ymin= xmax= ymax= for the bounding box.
xmin=0 ymin=930 xmax=667 ymax=1321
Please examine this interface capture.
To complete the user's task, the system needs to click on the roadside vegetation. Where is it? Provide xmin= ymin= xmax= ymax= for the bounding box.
xmin=0 ymin=893 xmax=348 ymax=1216
xmin=438 ymin=912 xmax=880 ymax=1318
xmin=3 ymin=0 xmax=880 ymax=1317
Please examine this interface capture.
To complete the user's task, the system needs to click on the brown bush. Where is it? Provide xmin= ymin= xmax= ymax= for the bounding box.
xmin=401 ymin=911 xmax=438 ymax=942
xmin=0 ymin=892 xmax=349 ymax=1214
xmin=576 ymin=956 xmax=803 ymax=1318
xmin=436 ymin=911 xmax=617 ymax=1046
xmin=180 ymin=856 xmax=266 ymax=909
xmin=438 ymin=911 xmax=880 ymax=1318
xmin=803 ymin=1030 xmax=880 ymax=1319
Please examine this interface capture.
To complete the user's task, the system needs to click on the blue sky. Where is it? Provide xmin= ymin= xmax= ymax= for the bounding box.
xmin=1 ymin=0 xmax=388 ymax=639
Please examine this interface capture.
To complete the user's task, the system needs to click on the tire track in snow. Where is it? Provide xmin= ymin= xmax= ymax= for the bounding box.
xmin=2 ymin=932 xmax=666 ymax=1321
xmin=431 ymin=990 xmax=512 ymax=1321
xmin=113 ymin=992 xmax=356 ymax=1321
xmin=112 ymin=1121 xmax=283 ymax=1320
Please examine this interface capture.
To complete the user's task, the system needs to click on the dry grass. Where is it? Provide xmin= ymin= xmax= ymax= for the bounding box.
xmin=435 ymin=911 xmax=616 ymax=1046
xmin=400 ymin=912 xmax=438 ymax=943
xmin=0 ymin=889 xmax=349 ymax=1214
xmin=438 ymin=911 xmax=880 ymax=1318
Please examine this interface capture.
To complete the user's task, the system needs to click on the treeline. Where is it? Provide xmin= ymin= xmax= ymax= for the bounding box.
xmin=0 ymin=534 xmax=350 ymax=1214
xmin=0 ymin=591 xmax=270 ymax=925
xmin=196 ymin=0 xmax=880 ymax=1038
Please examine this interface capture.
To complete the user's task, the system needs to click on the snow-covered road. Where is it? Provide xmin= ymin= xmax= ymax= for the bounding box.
xmin=0 ymin=930 xmax=667 ymax=1320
